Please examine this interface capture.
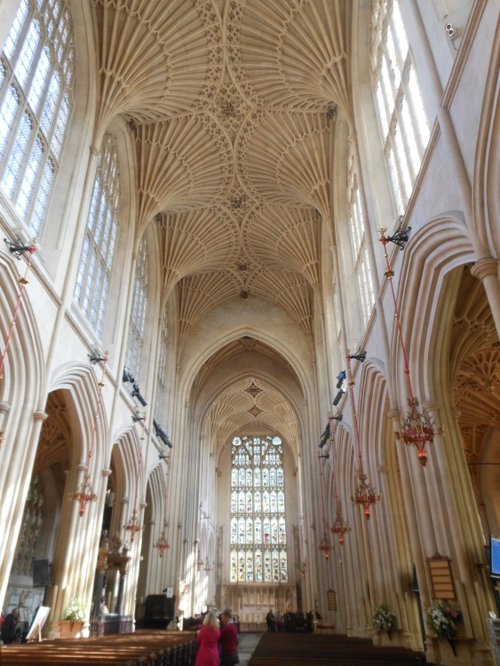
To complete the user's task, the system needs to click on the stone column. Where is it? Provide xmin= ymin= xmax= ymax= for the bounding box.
xmin=471 ymin=257 xmax=500 ymax=337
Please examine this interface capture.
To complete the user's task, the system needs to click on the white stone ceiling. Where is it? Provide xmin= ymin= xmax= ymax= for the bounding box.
xmin=92 ymin=0 xmax=351 ymax=446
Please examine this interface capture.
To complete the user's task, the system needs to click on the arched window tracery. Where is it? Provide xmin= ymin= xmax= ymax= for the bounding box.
xmin=125 ymin=238 xmax=149 ymax=381
xmin=74 ymin=133 xmax=119 ymax=338
xmin=229 ymin=435 xmax=288 ymax=583
xmin=371 ymin=0 xmax=430 ymax=216
xmin=347 ymin=139 xmax=376 ymax=328
xmin=0 ymin=0 xmax=74 ymax=235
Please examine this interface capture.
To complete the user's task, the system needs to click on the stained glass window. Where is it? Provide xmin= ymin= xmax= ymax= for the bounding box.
xmin=229 ymin=435 xmax=288 ymax=583
xmin=0 ymin=0 xmax=74 ymax=235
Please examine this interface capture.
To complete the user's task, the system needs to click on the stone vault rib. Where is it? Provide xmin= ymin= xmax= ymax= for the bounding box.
xmin=176 ymin=271 xmax=242 ymax=340
xmin=94 ymin=0 xmax=223 ymax=126
xmin=227 ymin=0 xmax=351 ymax=114
xmin=238 ymin=110 xmax=333 ymax=218
xmin=156 ymin=208 xmax=240 ymax=298
xmin=242 ymin=205 xmax=321 ymax=286
xmin=134 ymin=114 xmax=233 ymax=227
xmin=248 ymin=270 xmax=314 ymax=338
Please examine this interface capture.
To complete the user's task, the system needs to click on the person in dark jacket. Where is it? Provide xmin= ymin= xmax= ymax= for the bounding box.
xmin=1 ymin=608 xmax=19 ymax=644
xmin=219 ymin=610 xmax=239 ymax=665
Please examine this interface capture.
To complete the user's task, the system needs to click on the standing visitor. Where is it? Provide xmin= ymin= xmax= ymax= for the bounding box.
xmin=195 ymin=611 xmax=220 ymax=666
xmin=266 ymin=609 xmax=276 ymax=632
xmin=0 ymin=608 xmax=19 ymax=644
xmin=219 ymin=610 xmax=239 ymax=665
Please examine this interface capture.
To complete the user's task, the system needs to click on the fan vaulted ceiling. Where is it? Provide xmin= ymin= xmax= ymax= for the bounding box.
xmin=92 ymin=0 xmax=352 ymax=448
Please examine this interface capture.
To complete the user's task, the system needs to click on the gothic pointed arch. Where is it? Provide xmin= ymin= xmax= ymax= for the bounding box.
xmin=0 ymin=251 xmax=45 ymax=441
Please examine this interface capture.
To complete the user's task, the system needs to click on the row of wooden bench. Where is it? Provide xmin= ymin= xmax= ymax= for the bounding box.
xmin=248 ymin=632 xmax=430 ymax=666
xmin=0 ymin=630 xmax=197 ymax=665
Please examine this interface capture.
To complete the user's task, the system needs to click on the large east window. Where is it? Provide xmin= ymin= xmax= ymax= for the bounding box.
xmin=371 ymin=0 xmax=430 ymax=216
xmin=230 ymin=435 xmax=288 ymax=583
xmin=0 ymin=0 xmax=74 ymax=235
xmin=74 ymin=134 xmax=119 ymax=338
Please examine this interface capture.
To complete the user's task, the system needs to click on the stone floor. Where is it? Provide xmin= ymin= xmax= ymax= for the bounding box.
xmin=237 ymin=632 xmax=263 ymax=666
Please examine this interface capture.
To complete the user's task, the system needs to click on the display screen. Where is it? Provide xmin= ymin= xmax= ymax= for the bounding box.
xmin=490 ymin=536 xmax=500 ymax=578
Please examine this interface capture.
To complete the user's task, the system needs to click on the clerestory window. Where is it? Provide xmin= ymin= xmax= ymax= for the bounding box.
xmin=154 ymin=315 xmax=168 ymax=420
xmin=125 ymin=238 xmax=149 ymax=382
xmin=0 ymin=0 xmax=74 ymax=236
xmin=230 ymin=435 xmax=288 ymax=583
xmin=74 ymin=134 xmax=120 ymax=338
xmin=347 ymin=140 xmax=376 ymax=328
xmin=371 ymin=0 xmax=430 ymax=217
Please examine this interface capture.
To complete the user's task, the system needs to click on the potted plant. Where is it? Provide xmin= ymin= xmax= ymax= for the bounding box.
xmin=427 ymin=600 xmax=463 ymax=655
xmin=59 ymin=598 xmax=86 ymax=638
xmin=372 ymin=603 xmax=397 ymax=639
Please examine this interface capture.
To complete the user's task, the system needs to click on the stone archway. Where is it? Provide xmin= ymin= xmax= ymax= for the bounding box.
xmin=451 ymin=265 xmax=500 ymax=539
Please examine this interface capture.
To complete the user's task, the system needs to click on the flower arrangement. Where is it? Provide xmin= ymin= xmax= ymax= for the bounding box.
xmin=373 ymin=603 xmax=397 ymax=633
xmin=62 ymin=597 xmax=86 ymax=621
xmin=427 ymin=600 xmax=463 ymax=639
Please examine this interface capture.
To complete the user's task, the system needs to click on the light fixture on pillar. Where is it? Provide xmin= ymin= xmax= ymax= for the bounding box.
xmin=125 ymin=424 xmax=146 ymax=542
xmin=155 ymin=521 xmax=170 ymax=557
xmin=347 ymin=350 xmax=380 ymax=519
xmin=154 ymin=460 xmax=170 ymax=557
xmin=204 ymin=556 xmax=212 ymax=573
xmin=352 ymin=474 xmax=380 ymax=520
xmin=379 ymin=226 xmax=436 ymax=466
xmin=317 ymin=440 xmax=332 ymax=560
xmin=299 ymin=561 xmax=307 ymax=577
xmin=124 ymin=508 xmax=142 ymax=542
xmin=331 ymin=502 xmax=351 ymax=545
xmin=0 ymin=238 xmax=37 ymax=382
xmin=70 ymin=470 xmax=97 ymax=517
xmin=197 ymin=553 xmax=204 ymax=571
xmin=326 ymin=413 xmax=351 ymax=545
xmin=319 ymin=533 xmax=331 ymax=560
xmin=69 ymin=352 xmax=108 ymax=515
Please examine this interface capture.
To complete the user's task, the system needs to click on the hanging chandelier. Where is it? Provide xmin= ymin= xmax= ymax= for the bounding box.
xmin=379 ymin=226 xmax=437 ymax=466
xmin=319 ymin=533 xmax=332 ymax=560
xmin=398 ymin=397 xmax=435 ymax=466
xmin=317 ymin=450 xmax=332 ymax=559
xmin=197 ymin=553 xmax=204 ymax=571
xmin=347 ymin=351 xmax=380 ymax=518
xmin=331 ymin=503 xmax=351 ymax=545
xmin=125 ymin=422 xmax=147 ymax=541
xmin=326 ymin=412 xmax=352 ymax=545
xmin=124 ymin=508 xmax=143 ymax=542
xmin=154 ymin=521 xmax=170 ymax=557
xmin=70 ymin=352 xmax=108 ymax=516
xmin=155 ymin=464 xmax=171 ymax=557
xmin=351 ymin=473 xmax=380 ymax=519
xmin=69 ymin=471 xmax=97 ymax=517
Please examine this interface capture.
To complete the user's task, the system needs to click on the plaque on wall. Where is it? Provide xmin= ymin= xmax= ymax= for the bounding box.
xmin=327 ymin=589 xmax=337 ymax=611
xmin=427 ymin=555 xmax=456 ymax=600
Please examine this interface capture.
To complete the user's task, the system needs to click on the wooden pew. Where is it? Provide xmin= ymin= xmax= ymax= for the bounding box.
xmin=0 ymin=629 xmax=196 ymax=665
xmin=249 ymin=632 xmax=430 ymax=666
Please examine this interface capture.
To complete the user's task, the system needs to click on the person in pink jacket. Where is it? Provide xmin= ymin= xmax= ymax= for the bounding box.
xmin=195 ymin=611 xmax=220 ymax=666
